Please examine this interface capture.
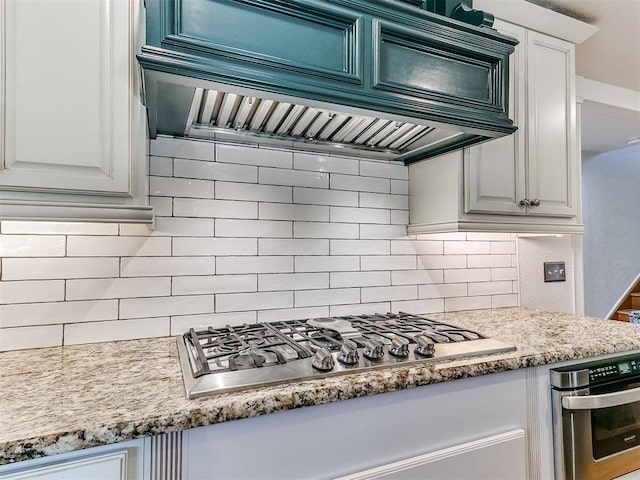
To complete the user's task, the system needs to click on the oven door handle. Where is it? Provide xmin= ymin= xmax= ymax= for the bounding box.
xmin=562 ymin=385 xmax=640 ymax=410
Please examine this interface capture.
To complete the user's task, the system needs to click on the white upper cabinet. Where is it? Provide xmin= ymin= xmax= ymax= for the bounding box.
xmin=409 ymin=6 xmax=593 ymax=234
xmin=0 ymin=0 xmax=152 ymax=223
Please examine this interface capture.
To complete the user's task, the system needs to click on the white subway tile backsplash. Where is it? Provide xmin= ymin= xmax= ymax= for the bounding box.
xmin=444 ymin=241 xmax=491 ymax=255
xmin=174 ymin=198 xmax=257 ymax=219
xmin=173 ymin=237 xmax=257 ymax=256
xmin=295 ymin=256 xmax=359 ymax=272
xmin=174 ymin=158 xmax=257 ymax=183
xmin=172 ymin=275 xmax=257 ymax=295
xmin=361 ymin=255 xmax=415 ymax=271
xmin=259 ymin=239 xmax=328 ymax=256
xmin=293 ymin=187 xmax=358 ymax=207
xmin=258 ymin=273 xmax=328 ymax=291
xmin=0 ymin=280 xmax=65 ymax=304
xmin=330 ymin=207 xmax=389 ymax=225
xmin=215 ymin=219 xmax=292 ymax=238
xmin=216 ymin=256 xmax=293 ymax=274
xmin=391 ymin=240 xmax=442 ymax=255
xmin=330 ymin=174 xmax=389 ymax=193
xmin=0 ymin=140 xmax=520 ymax=349
xmin=467 ymin=255 xmax=512 ymax=268
xmin=0 ymin=235 xmax=66 ymax=257
xmin=293 ymin=152 xmax=358 ymax=175
xmin=1 ymin=221 xmax=119 ymax=235
xmin=150 ymin=176 xmax=214 ymax=199
xmin=217 ymin=144 xmax=293 ymax=168
xmin=445 ymin=296 xmax=492 ymax=312
xmin=390 ymin=179 xmax=409 ymax=195
xmin=149 ymin=197 xmax=173 ymax=217
xmin=154 ymin=217 xmax=215 ymax=237
xmin=1 ymin=258 xmax=119 ymax=280
xmin=260 ymin=203 xmax=329 ymax=222
xmin=257 ymin=306 xmax=328 ymax=323
xmin=419 ymin=283 xmax=468 ymax=299
xmin=417 ymin=255 xmax=467 ymax=270
xmin=67 ymin=236 xmax=171 ymax=257
xmin=391 ymin=270 xmax=443 ymax=286
xmin=391 ymin=299 xmax=444 ymax=314
xmin=360 ymin=160 xmax=408 ymax=180
xmin=120 ymin=295 xmax=214 ymax=319
xmin=491 ymin=267 xmax=518 ymax=281
xmin=149 ymin=156 xmax=173 ymax=177
xmin=294 ymin=222 xmax=359 ymax=239
xmin=444 ymin=268 xmax=491 ymax=283
xmin=330 ymin=240 xmax=389 ymax=255
xmin=216 ymin=182 xmax=292 ymax=203
xmin=295 ymin=288 xmax=360 ymax=307
xmin=360 ymin=224 xmax=406 ymax=239
xmin=361 ymin=285 xmax=416 ymax=303
xmin=330 ymin=271 xmax=390 ymax=288
xmin=260 ymin=167 xmax=329 ymax=188
xmin=217 ymin=291 xmax=293 ymax=313
xmin=171 ymin=311 xmax=257 ymax=334
xmin=329 ymin=302 xmax=391 ymax=316
xmin=0 ymin=300 xmax=118 ymax=327
xmin=492 ymin=294 xmax=519 ymax=308
xmin=121 ymin=256 xmax=215 ymax=277
xmin=64 ymin=317 xmax=170 ymax=345
xmin=0 ymin=325 xmax=63 ymax=351
xmin=359 ymin=192 xmax=408 ymax=210
xmin=150 ymin=136 xmax=214 ymax=161
xmin=67 ymin=277 xmax=171 ymax=301
xmin=468 ymin=281 xmax=514 ymax=296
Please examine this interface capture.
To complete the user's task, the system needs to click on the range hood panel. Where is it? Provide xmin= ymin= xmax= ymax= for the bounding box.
xmin=139 ymin=0 xmax=517 ymax=164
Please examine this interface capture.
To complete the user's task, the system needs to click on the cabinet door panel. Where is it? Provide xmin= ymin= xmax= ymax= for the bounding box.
xmin=1 ymin=0 xmax=132 ymax=195
xmin=526 ymin=31 xmax=577 ymax=217
xmin=465 ymin=21 xmax=526 ymax=215
xmin=0 ymin=451 xmax=127 ymax=480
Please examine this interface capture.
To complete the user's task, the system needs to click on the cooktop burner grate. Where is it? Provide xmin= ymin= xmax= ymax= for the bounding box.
xmin=178 ymin=312 xmax=516 ymax=398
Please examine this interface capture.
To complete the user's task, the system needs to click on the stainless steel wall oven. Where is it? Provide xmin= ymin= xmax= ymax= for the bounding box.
xmin=551 ymin=352 xmax=640 ymax=480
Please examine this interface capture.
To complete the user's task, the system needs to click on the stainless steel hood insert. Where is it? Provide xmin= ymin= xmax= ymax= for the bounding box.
xmin=138 ymin=0 xmax=517 ymax=164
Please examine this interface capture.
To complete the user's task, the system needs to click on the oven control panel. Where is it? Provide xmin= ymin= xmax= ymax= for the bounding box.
xmin=589 ymin=358 xmax=640 ymax=383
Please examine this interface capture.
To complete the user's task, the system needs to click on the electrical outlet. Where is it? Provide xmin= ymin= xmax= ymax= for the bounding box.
xmin=544 ymin=262 xmax=566 ymax=282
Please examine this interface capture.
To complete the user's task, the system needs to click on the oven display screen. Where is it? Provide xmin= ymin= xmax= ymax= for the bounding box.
xmin=618 ymin=362 xmax=631 ymax=374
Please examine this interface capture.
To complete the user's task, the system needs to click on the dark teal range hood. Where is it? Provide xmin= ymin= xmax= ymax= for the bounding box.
xmin=138 ymin=0 xmax=517 ymax=164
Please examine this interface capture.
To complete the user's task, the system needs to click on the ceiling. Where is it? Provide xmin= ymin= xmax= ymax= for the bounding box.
xmin=526 ymin=0 xmax=640 ymax=155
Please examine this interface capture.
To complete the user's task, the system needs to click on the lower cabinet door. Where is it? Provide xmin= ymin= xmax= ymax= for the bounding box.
xmin=336 ymin=429 xmax=527 ymax=480
xmin=0 ymin=451 xmax=127 ymax=480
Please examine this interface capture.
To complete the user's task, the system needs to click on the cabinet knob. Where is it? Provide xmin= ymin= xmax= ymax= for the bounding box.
xmin=530 ymin=199 xmax=541 ymax=207
xmin=519 ymin=199 xmax=530 ymax=207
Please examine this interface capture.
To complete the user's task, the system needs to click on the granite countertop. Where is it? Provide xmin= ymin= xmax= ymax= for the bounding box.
xmin=1 ymin=307 xmax=639 ymax=464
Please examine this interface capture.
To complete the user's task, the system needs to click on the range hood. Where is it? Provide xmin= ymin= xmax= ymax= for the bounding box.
xmin=138 ymin=0 xmax=517 ymax=164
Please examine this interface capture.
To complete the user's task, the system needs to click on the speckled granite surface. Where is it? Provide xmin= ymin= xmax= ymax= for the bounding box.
xmin=1 ymin=307 xmax=639 ymax=464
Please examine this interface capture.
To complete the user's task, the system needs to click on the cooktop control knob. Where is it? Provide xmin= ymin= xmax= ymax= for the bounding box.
xmin=338 ymin=340 xmax=359 ymax=365
xmin=363 ymin=338 xmax=385 ymax=360
xmin=389 ymin=337 xmax=410 ymax=358
xmin=415 ymin=335 xmax=435 ymax=357
xmin=312 ymin=347 xmax=335 ymax=371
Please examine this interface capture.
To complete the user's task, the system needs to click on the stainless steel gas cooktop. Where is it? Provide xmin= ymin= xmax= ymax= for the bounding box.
xmin=177 ymin=312 xmax=516 ymax=399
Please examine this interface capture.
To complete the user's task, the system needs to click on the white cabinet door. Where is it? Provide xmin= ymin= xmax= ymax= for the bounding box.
xmin=466 ymin=21 xmax=526 ymax=215
xmin=336 ymin=430 xmax=527 ymax=480
xmin=0 ymin=451 xmax=128 ymax=480
xmin=526 ymin=30 xmax=578 ymax=217
xmin=0 ymin=0 xmax=151 ymax=223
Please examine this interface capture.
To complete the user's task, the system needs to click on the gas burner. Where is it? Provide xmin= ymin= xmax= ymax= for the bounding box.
xmin=178 ymin=312 xmax=516 ymax=398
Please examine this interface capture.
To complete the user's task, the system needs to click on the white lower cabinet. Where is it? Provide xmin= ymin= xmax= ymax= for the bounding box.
xmin=0 ymin=440 xmax=146 ymax=480
xmin=336 ymin=429 xmax=526 ymax=480
xmin=182 ymin=368 xmax=545 ymax=479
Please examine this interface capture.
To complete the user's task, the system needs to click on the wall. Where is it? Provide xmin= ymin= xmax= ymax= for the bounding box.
xmin=582 ymin=145 xmax=640 ymax=318
xmin=516 ymin=235 xmax=580 ymax=314
xmin=0 ymin=137 xmax=519 ymax=351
